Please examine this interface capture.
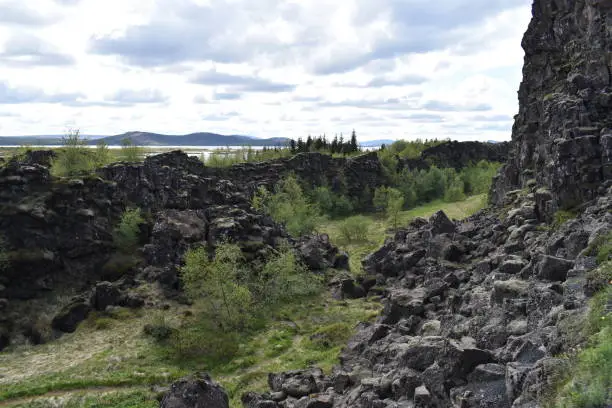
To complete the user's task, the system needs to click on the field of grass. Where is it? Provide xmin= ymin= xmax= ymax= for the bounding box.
xmin=320 ymin=194 xmax=487 ymax=274
xmin=0 ymin=294 xmax=380 ymax=408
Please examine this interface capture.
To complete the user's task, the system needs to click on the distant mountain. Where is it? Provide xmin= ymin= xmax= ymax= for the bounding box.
xmin=95 ymin=132 xmax=290 ymax=147
xmin=360 ymin=139 xmax=395 ymax=147
xmin=0 ymin=132 xmax=290 ymax=147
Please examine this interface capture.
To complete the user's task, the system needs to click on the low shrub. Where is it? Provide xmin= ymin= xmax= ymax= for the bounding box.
xmin=113 ymin=208 xmax=144 ymax=253
xmin=50 ymin=129 xmax=96 ymax=177
xmin=338 ymin=215 xmax=371 ymax=243
xmin=119 ymin=138 xmax=145 ymax=162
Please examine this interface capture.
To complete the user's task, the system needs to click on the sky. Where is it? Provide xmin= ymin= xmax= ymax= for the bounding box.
xmin=0 ymin=0 xmax=533 ymax=142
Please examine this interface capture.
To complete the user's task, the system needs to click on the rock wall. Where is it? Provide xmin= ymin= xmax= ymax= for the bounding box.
xmin=206 ymin=151 xmax=388 ymax=201
xmin=492 ymin=0 xmax=612 ymax=217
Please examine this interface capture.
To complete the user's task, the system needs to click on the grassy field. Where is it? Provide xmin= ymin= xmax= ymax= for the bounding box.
xmin=320 ymin=194 xmax=487 ymax=274
xmin=0 ymin=196 xmax=486 ymax=408
xmin=0 ymin=295 xmax=380 ymax=408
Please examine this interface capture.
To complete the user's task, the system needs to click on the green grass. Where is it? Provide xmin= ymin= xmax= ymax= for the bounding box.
xmin=321 ymin=194 xmax=487 ymax=274
xmin=0 ymin=293 xmax=379 ymax=408
xmin=547 ymin=275 xmax=611 ymax=408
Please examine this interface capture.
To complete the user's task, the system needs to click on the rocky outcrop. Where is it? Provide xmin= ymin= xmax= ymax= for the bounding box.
xmin=161 ymin=373 xmax=229 ymax=408
xmin=0 ymin=150 xmax=292 ymax=349
xmin=398 ymin=141 xmax=510 ymax=173
xmin=245 ymin=185 xmax=611 ymax=407
xmin=492 ymin=0 xmax=612 ymax=218
xmin=205 ymin=152 xmax=388 ymax=207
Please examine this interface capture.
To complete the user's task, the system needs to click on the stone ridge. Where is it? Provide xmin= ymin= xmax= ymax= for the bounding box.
xmin=492 ymin=0 xmax=612 ymax=218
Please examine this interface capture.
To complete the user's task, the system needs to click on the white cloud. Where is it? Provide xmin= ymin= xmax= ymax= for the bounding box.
xmin=0 ymin=0 xmax=533 ymax=141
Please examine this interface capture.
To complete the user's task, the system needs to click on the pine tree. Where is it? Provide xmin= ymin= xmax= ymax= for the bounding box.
xmin=289 ymin=139 xmax=296 ymax=153
xmin=350 ymin=130 xmax=358 ymax=153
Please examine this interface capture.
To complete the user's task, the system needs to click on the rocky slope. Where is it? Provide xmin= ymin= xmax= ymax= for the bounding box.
xmin=491 ymin=0 xmax=612 ymax=219
xmin=242 ymin=187 xmax=610 ymax=408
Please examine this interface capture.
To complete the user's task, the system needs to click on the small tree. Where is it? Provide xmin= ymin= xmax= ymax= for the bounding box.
xmin=374 ymin=186 xmax=404 ymax=229
xmin=113 ymin=208 xmax=144 ymax=252
xmin=93 ymin=140 xmax=111 ymax=168
xmin=120 ymin=138 xmax=144 ymax=162
xmin=181 ymin=243 xmax=253 ymax=331
xmin=51 ymin=128 xmax=94 ymax=177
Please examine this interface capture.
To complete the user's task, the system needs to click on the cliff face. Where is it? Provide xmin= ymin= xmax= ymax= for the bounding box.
xmin=492 ymin=0 xmax=612 ymax=216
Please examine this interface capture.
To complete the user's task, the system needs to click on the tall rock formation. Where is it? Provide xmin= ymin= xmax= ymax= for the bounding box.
xmin=492 ymin=0 xmax=612 ymax=217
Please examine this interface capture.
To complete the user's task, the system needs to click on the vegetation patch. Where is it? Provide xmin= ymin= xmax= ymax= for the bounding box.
xmin=546 ymin=276 xmax=611 ymax=408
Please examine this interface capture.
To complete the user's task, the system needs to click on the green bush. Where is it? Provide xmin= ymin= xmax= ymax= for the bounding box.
xmin=119 ymin=138 xmax=145 ymax=162
xmin=257 ymin=244 xmax=322 ymax=305
xmin=50 ymin=129 xmax=96 ymax=177
xmin=373 ymin=186 xmax=404 ymax=229
xmin=113 ymin=208 xmax=144 ymax=253
xmin=93 ymin=140 xmax=112 ymax=168
xmin=338 ymin=215 xmax=371 ymax=243
xmin=143 ymin=314 xmax=175 ymax=342
xmin=252 ymin=174 xmax=321 ymax=236
xmin=311 ymin=186 xmax=354 ymax=218
xmin=181 ymin=243 xmax=253 ymax=331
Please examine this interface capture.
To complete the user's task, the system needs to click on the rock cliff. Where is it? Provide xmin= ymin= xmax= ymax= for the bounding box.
xmin=492 ymin=0 xmax=612 ymax=218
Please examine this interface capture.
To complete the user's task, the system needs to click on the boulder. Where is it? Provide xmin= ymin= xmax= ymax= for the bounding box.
xmin=160 ymin=373 xmax=229 ymax=408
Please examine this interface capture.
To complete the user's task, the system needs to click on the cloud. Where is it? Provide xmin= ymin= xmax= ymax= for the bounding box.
xmin=53 ymin=0 xmax=82 ymax=5
xmin=421 ymin=100 xmax=492 ymax=112
xmin=213 ymin=92 xmax=242 ymax=101
xmin=0 ymin=81 xmax=82 ymax=104
xmin=202 ymin=112 xmax=240 ymax=121
xmin=397 ymin=113 xmax=446 ymax=122
xmin=469 ymin=114 xmax=513 ymax=122
xmin=89 ymin=0 xmax=287 ymax=67
xmin=365 ymin=74 xmax=428 ymax=87
xmin=318 ymin=97 xmax=418 ymax=110
xmin=191 ymin=70 xmax=296 ymax=93
xmin=105 ymin=88 xmax=168 ymax=104
xmin=0 ymin=1 xmax=54 ymax=26
xmin=0 ymin=33 xmax=75 ymax=66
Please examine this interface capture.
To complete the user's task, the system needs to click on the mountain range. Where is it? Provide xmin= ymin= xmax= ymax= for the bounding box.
xmin=0 ymin=131 xmax=290 ymax=147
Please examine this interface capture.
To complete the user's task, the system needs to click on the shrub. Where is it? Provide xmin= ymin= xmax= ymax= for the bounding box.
xmin=181 ymin=243 xmax=253 ymax=331
xmin=120 ymin=138 xmax=145 ymax=162
xmin=257 ymin=244 xmax=322 ymax=305
xmin=93 ymin=140 xmax=112 ymax=168
xmin=143 ymin=313 xmax=175 ymax=342
xmin=113 ymin=208 xmax=144 ymax=253
xmin=374 ymin=186 xmax=404 ymax=229
xmin=338 ymin=215 xmax=371 ymax=243
xmin=252 ymin=174 xmax=321 ymax=236
xmin=50 ymin=129 xmax=95 ymax=177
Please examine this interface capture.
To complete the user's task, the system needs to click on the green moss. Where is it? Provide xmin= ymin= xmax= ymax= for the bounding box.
xmin=553 ymin=210 xmax=577 ymax=228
